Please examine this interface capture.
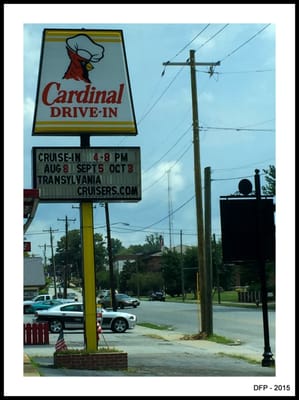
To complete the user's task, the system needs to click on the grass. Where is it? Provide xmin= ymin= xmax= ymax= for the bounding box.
xmin=217 ymin=352 xmax=261 ymax=365
xmin=137 ymin=322 xmax=173 ymax=330
xmin=180 ymin=332 xmax=236 ymax=344
xmin=140 ymin=291 xmax=275 ymax=310
xmin=138 ymin=322 xmax=241 ymax=347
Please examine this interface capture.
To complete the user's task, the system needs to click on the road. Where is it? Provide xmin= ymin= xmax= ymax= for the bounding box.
xmin=24 ymin=297 xmax=275 ymax=357
xmin=133 ymin=300 xmax=275 ymax=354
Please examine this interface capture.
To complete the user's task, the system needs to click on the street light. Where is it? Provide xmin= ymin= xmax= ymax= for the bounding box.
xmin=102 ymin=203 xmax=129 ymax=311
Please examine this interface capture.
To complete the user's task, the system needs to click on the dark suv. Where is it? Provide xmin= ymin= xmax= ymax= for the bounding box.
xmin=149 ymin=291 xmax=166 ymax=301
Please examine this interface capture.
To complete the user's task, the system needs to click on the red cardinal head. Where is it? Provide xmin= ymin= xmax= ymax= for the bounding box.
xmin=63 ymin=34 xmax=104 ymax=83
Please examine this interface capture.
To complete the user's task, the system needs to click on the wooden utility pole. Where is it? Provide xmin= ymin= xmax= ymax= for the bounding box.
xmin=163 ymin=51 xmax=220 ymax=333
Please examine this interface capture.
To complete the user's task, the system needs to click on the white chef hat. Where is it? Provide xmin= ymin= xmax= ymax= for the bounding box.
xmin=66 ymin=34 xmax=104 ymax=63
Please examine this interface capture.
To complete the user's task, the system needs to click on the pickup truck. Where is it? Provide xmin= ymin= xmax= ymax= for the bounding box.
xmin=23 ymin=294 xmax=76 ymax=314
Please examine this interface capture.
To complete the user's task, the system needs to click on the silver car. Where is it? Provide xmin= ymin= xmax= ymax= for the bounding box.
xmin=33 ymin=302 xmax=137 ymax=334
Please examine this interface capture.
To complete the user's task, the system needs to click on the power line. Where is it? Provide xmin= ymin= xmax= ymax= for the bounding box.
xmin=194 ymin=24 xmax=229 ymax=54
xmin=199 ymin=125 xmax=275 ymax=132
xmin=199 ymin=68 xmax=275 ymax=75
xmin=162 ymin=24 xmax=211 ymax=74
xmin=143 ymin=124 xmax=192 ymax=174
xmin=142 ymin=142 xmax=192 ymax=193
xmin=140 ymin=25 xmax=225 ymax=126
xmin=220 ymin=24 xmax=271 ymax=62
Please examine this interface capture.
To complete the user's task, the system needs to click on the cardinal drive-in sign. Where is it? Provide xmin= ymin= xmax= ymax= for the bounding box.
xmin=32 ymin=29 xmax=137 ymax=136
xmin=33 ymin=147 xmax=141 ymax=202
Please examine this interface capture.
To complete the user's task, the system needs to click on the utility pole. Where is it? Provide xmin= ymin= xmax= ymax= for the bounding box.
xmin=43 ymin=227 xmax=58 ymax=299
xmin=163 ymin=51 xmax=220 ymax=334
xmin=57 ymin=215 xmax=76 ymax=298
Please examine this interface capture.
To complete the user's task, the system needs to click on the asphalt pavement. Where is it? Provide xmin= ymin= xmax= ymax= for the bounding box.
xmin=24 ymin=325 xmax=275 ymax=378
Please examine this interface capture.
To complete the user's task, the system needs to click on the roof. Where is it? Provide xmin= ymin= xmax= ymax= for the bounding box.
xmin=24 ymin=189 xmax=40 ymax=233
xmin=24 ymin=257 xmax=46 ymax=287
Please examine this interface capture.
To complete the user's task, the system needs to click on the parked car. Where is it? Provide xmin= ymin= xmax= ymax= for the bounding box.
xmin=97 ymin=289 xmax=118 ymax=299
xmin=66 ymin=292 xmax=78 ymax=301
xmin=24 ymin=299 xmax=64 ymax=314
xmin=33 ymin=302 xmax=137 ymax=333
xmin=24 ymin=294 xmax=52 ymax=313
xmin=149 ymin=291 xmax=166 ymax=301
xmin=99 ymin=293 xmax=140 ymax=309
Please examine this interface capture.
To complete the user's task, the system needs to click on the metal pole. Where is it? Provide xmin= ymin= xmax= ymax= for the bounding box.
xmin=49 ymin=228 xmax=57 ymax=299
xmin=180 ymin=229 xmax=185 ymax=301
xmin=80 ymin=134 xmax=97 ymax=351
xmin=254 ymin=169 xmax=275 ymax=367
xmin=105 ymin=202 xmax=117 ymax=311
xmin=204 ymin=166 xmax=213 ymax=335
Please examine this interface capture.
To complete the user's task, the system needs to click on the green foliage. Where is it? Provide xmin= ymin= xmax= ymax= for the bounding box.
xmin=161 ymin=250 xmax=182 ymax=296
xmin=182 ymin=247 xmax=198 ymax=295
xmin=262 ymin=165 xmax=275 ymax=195
xmin=53 ymin=229 xmax=107 ymax=288
xmin=125 ymin=233 xmax=162 ymax=255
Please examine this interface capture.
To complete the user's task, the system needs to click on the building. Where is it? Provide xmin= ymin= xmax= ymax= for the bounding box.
xmin=24 ymin=257 xmax=46 ymax=300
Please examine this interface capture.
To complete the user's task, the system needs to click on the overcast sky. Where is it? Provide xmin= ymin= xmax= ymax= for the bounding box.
xmin=4 ymin=3 xmax=295 ymax=396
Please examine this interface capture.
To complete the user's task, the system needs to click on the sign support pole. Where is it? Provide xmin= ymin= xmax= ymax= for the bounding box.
xmin=254 ymin=169 xmax=275 ymax=367
xmin=80 ymin=135 xmax=97 ymax=352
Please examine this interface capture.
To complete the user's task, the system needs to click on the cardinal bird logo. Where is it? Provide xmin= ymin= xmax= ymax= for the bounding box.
xmin=63 ymin=34 xmax=105 ymax=83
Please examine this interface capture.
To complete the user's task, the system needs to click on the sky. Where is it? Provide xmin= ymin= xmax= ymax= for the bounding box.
xmin=4 ymin=3 xmax=295 ymax=397
xmin=23 ymin=17 xmax=277 ymax=255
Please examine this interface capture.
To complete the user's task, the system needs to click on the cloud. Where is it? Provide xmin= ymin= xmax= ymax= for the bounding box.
xmin=24 ymin=97 xmax=35 ymax=121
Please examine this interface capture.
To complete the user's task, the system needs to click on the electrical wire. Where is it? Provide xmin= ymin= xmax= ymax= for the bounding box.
xmin=219 ymin=24 xmax=271 ymax=62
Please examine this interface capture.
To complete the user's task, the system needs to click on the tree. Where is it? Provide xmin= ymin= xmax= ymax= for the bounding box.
xmin=262 ymin=165 xmax=275 ymax=195
xmin=183 ymin=247 xmax=198 ymax=297
xmin=111 ymin=238 xmax=125 ymax=257
xmin=160 ymin=249 xmax=181 ymax=296
xmin=54 ymin=229 xmax=107 ymax=287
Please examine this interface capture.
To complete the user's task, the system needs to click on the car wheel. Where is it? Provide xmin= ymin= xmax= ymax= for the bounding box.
xmin=111 ymin=317 xmax=128 ymax=333
xmin=49 ymin=319 xmax=63 ymax=333
xmin=119 ymin=303 xmax=124 ymax=309
xmin=133 ymin=304 xmax=137 ymax=308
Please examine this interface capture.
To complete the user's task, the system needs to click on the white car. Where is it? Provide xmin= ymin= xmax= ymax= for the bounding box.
xmin=33 ymin=302 xmax=137 ymax=334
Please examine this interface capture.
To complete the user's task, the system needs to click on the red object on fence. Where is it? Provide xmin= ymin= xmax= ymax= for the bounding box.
xmin=24 ymin=323 xmax=49 ymax=345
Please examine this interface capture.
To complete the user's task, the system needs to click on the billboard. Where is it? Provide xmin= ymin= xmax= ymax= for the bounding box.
xmin=32 ymin=29 xmax=137 ymax=136
xmin=220 ymin=198 xmax=275 ymax=263
xmin=33 ymin=147 xmax=141 ymax=202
